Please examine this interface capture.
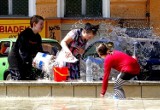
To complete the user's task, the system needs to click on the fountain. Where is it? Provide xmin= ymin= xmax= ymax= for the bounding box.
xmin=1 ymin=21 xmax=160 ymax=100
xmin=70 ymin=20 xmax=160 ymax=81
xmin=1 ymin=2 xmax=160 ymax=109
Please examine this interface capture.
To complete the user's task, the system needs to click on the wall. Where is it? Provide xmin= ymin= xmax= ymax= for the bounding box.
xmin=150 ymin=0 xmax=160 ymax=36
xmin=35 ymin=0 xmax=160 ymax=37
xmin=36 ymin=0 xmax=57 ymax=18
xmin=45 ymin=18 xmax=61 ymax=41
xmin=36 ymin=0 xmax=147 ymax=19
xmin=0 ymin=18 xmax=46 ymax=38
xmin=111 ymin=0 xmax=147 ymax=19
xmin=45 ymin=18 xmax=119 ymax=41
xmin=0 ymin=81 xmax=160 ymax=98
xmin=36 ymin=0 xmax=151 ymax=39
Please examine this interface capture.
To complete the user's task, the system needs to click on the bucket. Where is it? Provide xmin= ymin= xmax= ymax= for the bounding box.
xmin=53 ymin=67 xmax=69 ymax=82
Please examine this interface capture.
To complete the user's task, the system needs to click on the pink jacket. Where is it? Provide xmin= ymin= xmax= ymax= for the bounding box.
xmin=101 ymin=50 xmax=140 ymax=95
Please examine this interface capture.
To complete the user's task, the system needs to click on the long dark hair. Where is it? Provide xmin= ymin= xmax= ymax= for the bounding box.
xmin=84 ymin=23 xmax=99 ymax=35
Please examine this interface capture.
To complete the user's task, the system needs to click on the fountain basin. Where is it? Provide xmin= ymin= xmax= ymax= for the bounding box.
xmin=0 ymin=81 xmax=160 ymax=98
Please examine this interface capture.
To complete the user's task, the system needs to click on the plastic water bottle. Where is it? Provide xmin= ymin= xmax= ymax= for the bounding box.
xmin=86 ymin=57 xmax=93 ymax=82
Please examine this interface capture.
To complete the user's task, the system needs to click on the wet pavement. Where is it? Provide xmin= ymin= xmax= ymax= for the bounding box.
xmin=0 ymin=97 xmax=160 ymax=110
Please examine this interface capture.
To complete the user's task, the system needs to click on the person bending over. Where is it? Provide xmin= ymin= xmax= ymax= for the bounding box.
xmin=96 ymin=44 xmax=140 ymax=99
xmin=61 ymin=23 xmax=99 ymax=80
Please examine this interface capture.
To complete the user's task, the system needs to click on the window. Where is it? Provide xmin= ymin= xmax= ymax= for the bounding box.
xmin=65 ymin=0 xmax=81 ymax=17
xmin=64 ymin=0 xmax=102 ymax=17
xmin=86 ymin=0 xmax=102 ymax=17
xmin=58 ymin=0 xmax=110 ymax=18
xmin=0 ymin=0 xmax=28 ymax=16
xmin=0 ymin=0 xmax=8 ymax=15
xmin=0 ymin=41 xmax=10 ymax=56
xmin=12 ymin=0 xmax=28 ymax=16
xmin=42 ymin=42 xmax=62 ymax=56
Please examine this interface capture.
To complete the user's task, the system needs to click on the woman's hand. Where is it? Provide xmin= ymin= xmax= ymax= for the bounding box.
xmin=76 ymin=47 xmax=85 ymax=55
xmin=100 ymin=93 xmax=104 ymax=98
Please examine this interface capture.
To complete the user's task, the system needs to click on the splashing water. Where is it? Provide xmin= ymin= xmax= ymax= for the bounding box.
xmin=72 ymin=21 xmax=160 ymax=61
xmin=70 ymin=20 xmax=160 ymax=81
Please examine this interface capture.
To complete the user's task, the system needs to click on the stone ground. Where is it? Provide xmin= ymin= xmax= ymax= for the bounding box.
xmin=0 ymin=97 xmax=160 ymax=110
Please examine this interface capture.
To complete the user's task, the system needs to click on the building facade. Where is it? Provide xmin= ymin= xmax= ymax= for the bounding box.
xmin=0 ymin=0 xmax=160 ymax=40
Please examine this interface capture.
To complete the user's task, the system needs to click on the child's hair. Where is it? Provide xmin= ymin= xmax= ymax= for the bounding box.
xmin=84 ymin=23 xmax=99 ymax=35
xmin=30 ymin=15 xmax=44 ymax=28
xmin=96 ymin=44 xmax=109 ymax=56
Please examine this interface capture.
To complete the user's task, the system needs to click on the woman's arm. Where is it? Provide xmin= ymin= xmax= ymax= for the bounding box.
xmin=101 ymin=57 xmax=112 ymax=96
xmin=60 ymin=34 xmax=73 ymax=52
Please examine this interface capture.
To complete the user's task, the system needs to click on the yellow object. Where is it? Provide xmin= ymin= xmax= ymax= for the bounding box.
xmin=0 ymin=19 xmax=45 ymax=38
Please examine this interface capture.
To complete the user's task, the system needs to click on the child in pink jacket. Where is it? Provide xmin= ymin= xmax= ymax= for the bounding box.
xmin=96 ymin=44 xmax=140 ymax=99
